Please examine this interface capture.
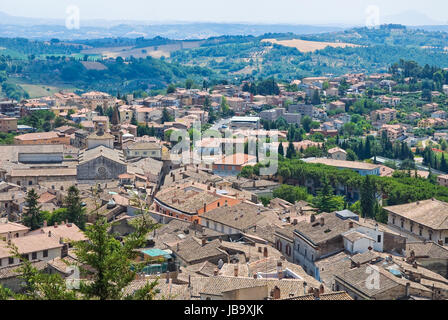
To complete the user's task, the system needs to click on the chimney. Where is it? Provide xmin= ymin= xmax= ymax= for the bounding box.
xmin=202 ymin=238 xmax=207 ymax=246
xmin=303 ymin=281 xmax=307 ymax=295
xmin=48 ymin=230 xmax=52 ymax=237
xmin=54 ymin=222 xmax=58 ymax=228
xmin=214 ymin=268 xmax=219 ymax=276
xmin=320 ymin=217 xmax=325 ymax=226
xmin=405 ymin=282 xmax=410 ymax=297
xmin=313 ymin=288 xmax=320 ymax=300
xmin=176 ymin=243 xmax=180 ymax=251
xmin=310 ymin=215 xmax=316 ymax=223
xmin=263 ymin=247 xmax=268 ymax=258
xmin=277 ymin=261 xmax=283 ymax=279
xmin=253 ymin=273 xmax=258 ymax=279
xmin=203 ymin=203 xmax=206 ymax=213
xmin=43 ymin=220 xmax=47 ymax=227
xmin=319 ymin=284 xmax=325 ymax=294
xmin=349 ymin=221 xmax=354 ymax=229
xmin=292 ymin=219 xmax=298 ymax=226
xmin=166 ymin=271 xmax=170 ymax=284
xmin=271 ymin=286 xmax=281 ymax=300
xmin=438 ymin=240 xmax=444 ymax=246
xmin=234 ymin=265 xmax=238 ymax=277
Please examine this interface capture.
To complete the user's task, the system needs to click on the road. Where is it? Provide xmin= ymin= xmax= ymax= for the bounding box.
xmin=210 ymin=118 xmax=232 ymax=132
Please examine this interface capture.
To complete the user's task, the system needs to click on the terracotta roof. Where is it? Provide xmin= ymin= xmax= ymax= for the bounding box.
xmin=288 ymin=291 xmax=353 ymax=300
xmin=384 ymin=199 xmax=448 ymax=230
xmin=307 ymin=158 xmax=380 ymax=171
xmin=0 ymin=233 xmax=63 ymax=259
xmin=27 ymin=223 xmax=87 ymax=242
xmin=201 ymin=202 xmax=274 ymax=231
xmin=0 ymin=222 xmax=29 ymax=235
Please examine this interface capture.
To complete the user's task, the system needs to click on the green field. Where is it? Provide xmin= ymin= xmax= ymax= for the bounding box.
xmin=6 ymin=78 xmax=80 ymax=98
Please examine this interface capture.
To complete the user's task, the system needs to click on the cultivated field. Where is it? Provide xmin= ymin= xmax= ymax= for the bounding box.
xmin=261 ymin=38 xmax=360 ymax=53
xmin=81 ymin=41 xmax=203 ymax=60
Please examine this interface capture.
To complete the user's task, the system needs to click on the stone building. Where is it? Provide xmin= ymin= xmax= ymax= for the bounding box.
xmin=77 ymin=146 xmax=127 ymax=180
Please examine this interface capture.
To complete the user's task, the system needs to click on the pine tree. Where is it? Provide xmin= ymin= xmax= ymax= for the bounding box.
xmin=161 ymin=107 xmax=173 ymax=124
xmin=130 ymin=113 xmax=138 ymax=126
xmin=312 ymin=176 xmax=343 ymax=213
xmin=286 ymin=142 xmax=296 ymax=159
xmin=278 ymin=143 xmax=284 ymax=157
xmin=441 ymin=153 xmax=448 ymax=173
xmin=360 ymin=175 xmax=376 ymax=218
xmin=23 ymin=189 xmax=43 ymax=231
xmin=73 ymin=215 xmax=159 ymax=300
xmin=64 ymin=186 xmax=86 ymax=230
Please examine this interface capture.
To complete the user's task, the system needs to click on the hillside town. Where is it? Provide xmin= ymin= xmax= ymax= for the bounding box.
xmin=2 ymin=67 xmax=448 ymax=301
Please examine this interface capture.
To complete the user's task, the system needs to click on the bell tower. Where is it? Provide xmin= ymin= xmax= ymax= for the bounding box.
xmin=110 ymin=103 xmax=122 ymax=149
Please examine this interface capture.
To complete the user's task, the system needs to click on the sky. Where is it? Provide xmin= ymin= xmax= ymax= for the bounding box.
xmin=1 ymin=0 xmax=448 ymax=25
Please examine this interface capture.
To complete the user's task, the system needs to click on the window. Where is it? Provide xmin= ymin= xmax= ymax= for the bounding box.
xmin=377 ymin=235 xmax=381 ymax=243
xmin=401 ymin=220 xmax=404 ymax=228
xmin=8 ymin=257 xmax=14 ymax=265
xmin=419 ymin=228 xmax=423 ymax=236
xmin=32 ymin=252 xmax=37 ymax=260
xmin=392 ymin=217 xmax=395 ymax=224
xmin=286 ymin=245 xmax=291 ymax=256
xmin=43 ymin=250 xmax=48 ymax=258
xmin=206 ymin=220 xmax=209 ymax=228
xmin=0 ymin=259 xmax=2 ymax=266
xmin=445 ymin=237 xmax=448 ymax=244
xmin=28 ymin=181 xmax=33 ymax=186
xmin=277 ymin=240 xmax=282 ymax=251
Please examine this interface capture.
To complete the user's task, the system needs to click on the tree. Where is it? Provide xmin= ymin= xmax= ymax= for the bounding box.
xmin=23 ymin=189 xmax=43 ymax=231
xmin=311 ymin=90 xmax=321 ymax=105
xmin=161 ymin=107 xmax=173 ymax=124
xmin=312 ymin=176 xmax=344 ymax=213
xmin=278 ymin=143 xmax=284 ymax=157
xmin=301 ymin=116 xmax=312 ymax=133
xmin=360 ymin=175 xmax=376 ymax=218
xmin=64 ymin=186 xmax=87 ymax=230
xmin=273 ymin=185 xmax=312 ymax=204
xmin=130 ymin=113 xmax=138 ymax=126
xmin=286 ymin=142 xmax=296 ymax=159
xmin=166 ymin=84 xmax=176 ymax=94
xmin=185 ymin=79 xmax=194 ymax=90
xmin=7 ymin=244 xmax=77 ymax=300
xmin=73 ymin=215 xmax=159 ymax=300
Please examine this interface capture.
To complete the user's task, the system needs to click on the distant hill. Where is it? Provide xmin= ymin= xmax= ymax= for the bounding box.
xmin=0 ymin=11 xmax=347 ymax=40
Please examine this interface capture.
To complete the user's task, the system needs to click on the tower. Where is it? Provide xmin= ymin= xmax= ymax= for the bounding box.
xmin=110 ymin=103 xmax=122 ymax=149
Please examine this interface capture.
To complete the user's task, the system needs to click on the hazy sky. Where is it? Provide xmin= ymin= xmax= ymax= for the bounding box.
xmin=1 ymin=0 xmax=448 ymax=24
